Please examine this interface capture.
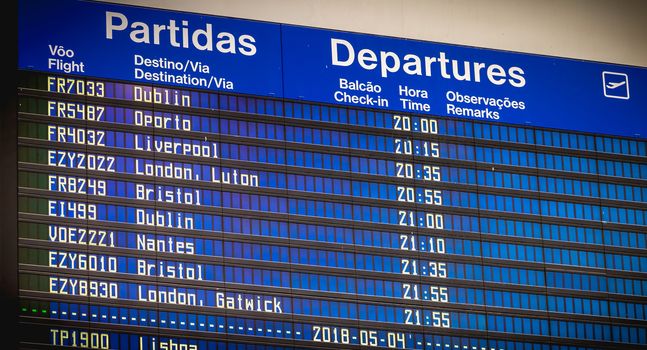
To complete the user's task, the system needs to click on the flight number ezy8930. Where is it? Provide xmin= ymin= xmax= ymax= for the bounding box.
xmin=49 ymin=277 xmax=117 ymax=298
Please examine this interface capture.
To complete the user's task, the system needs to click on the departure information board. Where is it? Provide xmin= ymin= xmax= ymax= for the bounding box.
xmin=15 ymin=0 xmax=647 ymax=349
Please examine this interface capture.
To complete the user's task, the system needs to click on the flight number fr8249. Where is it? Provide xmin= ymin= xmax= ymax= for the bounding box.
xmin=48 ymin=175 xmax=106 ymax=196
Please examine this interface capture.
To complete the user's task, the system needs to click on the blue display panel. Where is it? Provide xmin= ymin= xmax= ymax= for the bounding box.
xmin=16 ymin=0 xmax=647 ymax=349
xmin=281 ymin=25 xmax=647 ymax=138
xmin=18 ymin=0 xmax=647 ymax=137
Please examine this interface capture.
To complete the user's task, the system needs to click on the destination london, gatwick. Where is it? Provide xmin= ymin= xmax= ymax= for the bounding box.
xmin=329 ymin=37 xmax=528 ymax=120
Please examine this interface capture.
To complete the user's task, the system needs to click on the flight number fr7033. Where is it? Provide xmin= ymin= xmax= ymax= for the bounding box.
xmin=48 ymin=76 xmax=105 ymax=97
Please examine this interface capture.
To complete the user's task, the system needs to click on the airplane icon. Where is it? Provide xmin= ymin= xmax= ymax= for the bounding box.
xmin=605 ymin=81 xmax=626 ymax=89
xmin=602 ymin=71 xmax=629 ymax=99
